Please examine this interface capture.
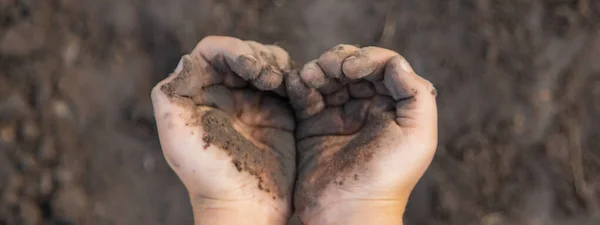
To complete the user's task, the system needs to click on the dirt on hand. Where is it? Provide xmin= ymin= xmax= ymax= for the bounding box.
xmin=201 ymin=109 xmax=287 ymax=198
xmin=157 ymin=38 xmax=296 ymax=201
xmin=1 ymin=0 xmax=600 ymax=225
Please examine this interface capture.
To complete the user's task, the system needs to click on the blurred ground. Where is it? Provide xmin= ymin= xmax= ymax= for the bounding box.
xmin=1 ymin=0 xmax=600 ymax=224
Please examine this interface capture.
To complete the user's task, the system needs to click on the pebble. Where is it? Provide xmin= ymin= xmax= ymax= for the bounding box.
xmin=0 ymin=22 xmax=45 ymax=56
xmin=37 ymin=136 xmax=57 ymax=163
xmin=55 ymin=167 xmax=74 ymax=184
xmin=18 ymin=201 xmax=42 ymax=225
xmin=1 ymin=94 xmax=30 ymax=119
xmin=93 ymin=202 xmax=106 ymax=216
xmin=4 ymin=175 xmax=23 ymax=205
xmin=53 ymin=185 xmax=89 ymax=220
xmin=21 ymin=120 xmax=40 ymax=142
xmin=62 ymin=36 xmax=80 ymax=66
xmin=512 ymin=113 xmax=526 ymax=134
xmin=39 ymin=170 xmax=54 ymax=197
xmin=142 ymin=153 xmax=156 ymax=172
xmin=0 ymin=0 xmax=15 ymax=8
xmin=23 ymin=176 xmax=41 ymax=198
xmin=0 ymin=123 xmax=16 ymax=145
xmin=536 ymin=89 xmax=552 ymax=103
xmin=481 ymin=212 xmax=504 ymax=225
xmin=51 ymin=99 xmax=72 ymax=119
xmin=19 ymin=152 xmax=40 ymax=173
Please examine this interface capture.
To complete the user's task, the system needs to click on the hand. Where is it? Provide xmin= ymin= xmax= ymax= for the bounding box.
xmin=288 ymin=45 xmax=438 ymax=225
xmin=151 ymin=36 xmax=295 ymax=225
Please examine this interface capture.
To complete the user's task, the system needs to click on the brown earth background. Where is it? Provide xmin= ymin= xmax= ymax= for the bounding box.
xmin=1 ymin=0 xmax=600 ymax=224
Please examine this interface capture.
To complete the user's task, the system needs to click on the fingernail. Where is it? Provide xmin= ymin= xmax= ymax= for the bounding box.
xmin=400 ymin=59 xmax=414 ymax=73
xmin=234 ymin=54 xmax=261 ymax=80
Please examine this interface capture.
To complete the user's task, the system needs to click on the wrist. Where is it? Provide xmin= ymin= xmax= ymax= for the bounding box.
xmin=191 ymin=196 xmax=290 ymax=225
xmin=299 ymin=200 xmax=405 ymax=225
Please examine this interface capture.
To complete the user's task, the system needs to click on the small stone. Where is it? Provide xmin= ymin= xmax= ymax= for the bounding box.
xmin=93 ymin=202 xmax=106 ymax=216
xmin=19 ymin=152 xmax=40 ymax=173
xmin=4 ymin=175 xmax=24 ymax=205
xmin=0 ymin=151 xmax=13 ymax=181
xmin=0 ymin=0 xmax=15 ymax=8
xmin=39 ymin=170 xmax=54 ymax=197
xmin=481 ymin=212 xmax=504 ymax=225
xmin=24 ymin=176 xmax=41 ymax=198
xmin=53 ymin=185 xmax=89 ymax=220
xmin=512 ymin=114 xmax=526 ymax=134
xmin=55 ymin=167 xmax=74 ymax=184
xmin=37 ymin=137 xmax=57 ymax=163
xmin=21 ymin=120 xmax=40 ymax=142
xmin=536 ymin=89 xmax=552 ymax=102
xmin=0 ymin=123 xmax=16 ymax=144
xmin=62 ymin=36 xmax=80 ymax=66
xmin=0 ymin=22 xmax=45 ymax=55
xmin=142 ymin=153 xmax=156 ymax=172
xmin=18 ymin=201 xmax=42 ymax=225
xmin=51 ymin=99 xmax=72 ymax=119
xmin=0 ymin=94 xmax=31 ymax=118
xmin=593 ymin=81 xmax=600 ymax=96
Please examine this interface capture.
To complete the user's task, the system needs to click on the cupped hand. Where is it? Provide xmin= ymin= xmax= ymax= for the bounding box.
xmin=288 ymin=45 xmax=438 ymax=225
xmin=151 ymin=36 xmax=295 ymax=225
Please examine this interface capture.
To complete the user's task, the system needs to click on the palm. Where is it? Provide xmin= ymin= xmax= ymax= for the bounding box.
xmin=287 ymin=45 xmax=438 ymax=217
xmin=294 ymin=98 xmax=404 ymax=201
xmin=151 ymin=37 xmax=295 ymax=211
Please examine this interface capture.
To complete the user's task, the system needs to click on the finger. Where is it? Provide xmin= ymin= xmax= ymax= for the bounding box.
xmin=232 ymin=89 xmax=261 ymax=122
xmin=348 ymin=81 xmax=375 ymax=98
xmin=342 ymin=47 xmax=398 ymax=80
xmin=324 ymin=87 xmax=349 ymax=106
xmin=300 ymin=60 xmax=341 ymax=93
xmin=266 ymin=45 xmax=292 ymax=71
xmin=251 ymin=128 xmax=296 ymax=161
xmin=151 ymin=74 xmax=206 ymax=172
xmin=191 ymin=85 xmax=235 ymax=115
xmin=192 ymin=36 xmax=261 ymax=81
xmin=232 ymin=90 xmax=295 ymax=132
xmin=299 ymin=60 xmax=328 ymax=89
xmin=265 ymin=45 xmax=291 ymax=96
xmin=151 ymin=59 xmax=182 ymax=100
xmin=383 ymin=55 xmax=437 ymax=131
xmin=295 ymin=99 xmax=370 ymax=139
xmin=173 ymin=56 xmax=184 ymax=74
xmin=317 ymin=44 xmax=360 ymax=78
xmin=272 ymin=84 xmax=288 ymax=97
xmin=317 ymin=79 xmax=343 ymax=95
xmin=246 ymin=41 xmax=285 ymax=90
xmin=256 ymin=95 xmax=296 ymax=132
xmin=342 ymin=99 xmax=371 ymax=134
xmin=285 ymin=71 xmax=325 ymax=119
xmin=159 ymin=55 xmax=224 ymax=97
xmin=254 ymin=66 xmax=284 ymax=90
xmin=373 ymin=81 xmax=390 ymax=95
xmin=369 ymin=94 xmax=395 ymax=115
xmin=317 ymin=79 xmax=344 ymax=95
xmin=296 ymin=107 xmax=344 ymax=140
xmin=384 ymin=55 xmax=422 ymax=101
xmin=298 ymin=60 xmax=344 ymax=95
xmin=223 ymin=71 xmax=248 ymax=88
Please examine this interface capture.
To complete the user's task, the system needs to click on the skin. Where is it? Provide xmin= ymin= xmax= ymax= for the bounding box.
xmin=291 ymin=45 xmax=438 ymax=225
xmin=151 ymin=36 xmax=295 ymax=225
xmin=151 ymin=37 xmax=437 ymax=225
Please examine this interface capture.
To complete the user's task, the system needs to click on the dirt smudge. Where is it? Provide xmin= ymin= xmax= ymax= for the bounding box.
xmin=201 ymin=109 xmax=288 ymax=198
